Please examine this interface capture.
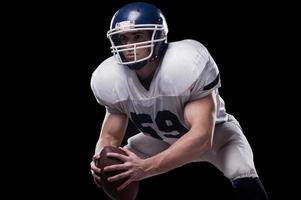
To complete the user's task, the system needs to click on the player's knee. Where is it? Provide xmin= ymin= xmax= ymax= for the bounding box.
xmin=125 ymin=134 xmax=150 ymax=158
xmin=225 ymin=167 xmax=257 ymax=181
xmin=127 ymin=133 xmax=170 ymax=156
xmin=232 ymin=177 xmax=269 ymax=200
xmin=126 ymin=134 xmax=144 ymax=149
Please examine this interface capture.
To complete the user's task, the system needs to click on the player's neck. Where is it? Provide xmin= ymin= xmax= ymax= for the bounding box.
xmin=135 ymin=59 xmax=159 ymax=82
xmin=135 ymin=59 xmax=160 ymax=90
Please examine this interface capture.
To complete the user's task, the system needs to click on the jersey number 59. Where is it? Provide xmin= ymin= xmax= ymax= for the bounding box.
xmin=130 ymin=110 xmax=188 ymax=140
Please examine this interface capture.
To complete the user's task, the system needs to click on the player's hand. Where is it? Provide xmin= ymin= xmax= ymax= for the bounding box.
xmin=90 ymin=154 xmax=102 ymax=188
xmin=104 ymin=147 xmax=147 ymax=191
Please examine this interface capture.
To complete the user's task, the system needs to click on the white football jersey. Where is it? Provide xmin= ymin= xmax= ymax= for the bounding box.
xmin=91 ymin=39 xmax=228 ymax=144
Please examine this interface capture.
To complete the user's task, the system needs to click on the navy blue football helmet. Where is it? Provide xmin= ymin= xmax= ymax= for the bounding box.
xmin=107 ymin=2 xmax=168 ymax=70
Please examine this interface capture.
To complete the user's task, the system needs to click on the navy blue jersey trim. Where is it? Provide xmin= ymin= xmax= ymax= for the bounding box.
xmin=204 ymin=74 xmax=220 ymax=90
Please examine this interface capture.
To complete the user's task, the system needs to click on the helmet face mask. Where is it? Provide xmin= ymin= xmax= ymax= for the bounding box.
xmin=107 ymin=25 xmax=166 ymax=65
xmin=107 ymin=2 xmax=168 ymax=70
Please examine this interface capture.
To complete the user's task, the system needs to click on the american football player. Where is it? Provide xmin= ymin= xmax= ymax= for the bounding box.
xmin=90 ymin=2 xmax=269 ymax=199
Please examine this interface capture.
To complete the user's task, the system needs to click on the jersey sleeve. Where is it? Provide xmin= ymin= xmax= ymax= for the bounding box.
xmin=90 ymin=70 xmax=125 ymax=114
xmin=189 ymin=55 xmax=221 ymax=101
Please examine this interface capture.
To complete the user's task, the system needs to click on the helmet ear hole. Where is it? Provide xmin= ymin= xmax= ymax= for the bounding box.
xmin=154 ymin=30 xmax=164 ymax=40
xmin=107 ymin=2 xmax=168 ymax=70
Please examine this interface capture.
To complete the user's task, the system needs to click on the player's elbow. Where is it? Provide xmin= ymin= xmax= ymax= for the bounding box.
xmin=189 ymin=124 xmax=214 ymax=152
xmin=197 ymin=130 xmax=214 ymax=153
xmin=203 ymin=133 xmax=213 ymax=151
xmin=208 ymin=129 xmax=214 ymax=149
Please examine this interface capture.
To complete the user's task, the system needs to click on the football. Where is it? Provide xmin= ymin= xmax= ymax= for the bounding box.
xmin=96 ymin=146 xmax=139 ymax=200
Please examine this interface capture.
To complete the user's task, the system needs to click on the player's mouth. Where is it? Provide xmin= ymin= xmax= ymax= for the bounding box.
xmin=125 ymin=53 xmax=136 ymax=60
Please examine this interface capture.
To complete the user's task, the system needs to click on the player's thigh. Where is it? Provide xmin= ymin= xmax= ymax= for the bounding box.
xmin=124 ymin=133 xmax=170 ymax=158
xmin=210 ymin=115 xmax=258 ymax=180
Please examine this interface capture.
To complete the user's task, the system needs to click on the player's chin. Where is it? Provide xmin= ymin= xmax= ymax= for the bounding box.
xmin=126 ymin=57 xmax=135 ymax=62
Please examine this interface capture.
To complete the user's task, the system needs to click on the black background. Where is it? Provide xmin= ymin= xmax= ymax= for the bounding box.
xmin=7 ymin=0 xmax=297 ymax=199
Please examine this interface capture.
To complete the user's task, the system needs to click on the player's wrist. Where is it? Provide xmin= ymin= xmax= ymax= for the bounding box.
xmin=142 ymin=157 xmax=161 ymax=178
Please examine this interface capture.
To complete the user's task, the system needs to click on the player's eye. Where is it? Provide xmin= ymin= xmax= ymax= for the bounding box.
xmin=133 ymin=34 xmax=146 ymax=42
xmin=119 ymin=35 xmax=128 ymax=44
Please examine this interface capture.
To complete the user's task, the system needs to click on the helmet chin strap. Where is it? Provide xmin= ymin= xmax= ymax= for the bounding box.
xmin=126 ymin=57 xmax=154 ymax=70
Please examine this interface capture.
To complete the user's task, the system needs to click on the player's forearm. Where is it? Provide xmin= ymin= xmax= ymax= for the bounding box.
xmin=95 ymin=112 xmax=128 ymax=155
xmin=143 ymin=128 xmax=212 ymax=177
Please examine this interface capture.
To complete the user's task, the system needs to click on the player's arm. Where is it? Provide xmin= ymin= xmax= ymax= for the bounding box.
xmin=90 ymin=111 xmax=128 ymax=187
xmin=95 ymin=111 xmax=128 ymax=155
xmin=143 ymin=93 xmax=216 ymax=176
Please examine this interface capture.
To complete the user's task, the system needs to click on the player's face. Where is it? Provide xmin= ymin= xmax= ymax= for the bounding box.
xmin=118 ymin=31 xmax=151 ymax=61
